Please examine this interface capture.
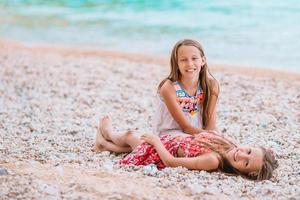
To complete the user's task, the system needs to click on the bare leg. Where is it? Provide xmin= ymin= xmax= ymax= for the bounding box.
xmin=100 ymin=116 xmax=143 ymax=149
xmin=92 ymin=124 xmax=131 ymax=153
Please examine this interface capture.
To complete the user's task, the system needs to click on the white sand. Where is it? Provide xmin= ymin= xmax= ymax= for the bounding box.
xmin=0 ymin=40 xmax=299 ymax=199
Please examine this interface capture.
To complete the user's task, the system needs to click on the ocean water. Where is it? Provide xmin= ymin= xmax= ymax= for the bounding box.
xmin=0 ymin=0 xmax=299 ymax=72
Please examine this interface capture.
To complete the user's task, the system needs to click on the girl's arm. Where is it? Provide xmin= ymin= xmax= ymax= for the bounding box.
xmin=141 ymin=134 xmax=219 ymax=171
xmin=160 ymin=80 xmax=203 ymax=135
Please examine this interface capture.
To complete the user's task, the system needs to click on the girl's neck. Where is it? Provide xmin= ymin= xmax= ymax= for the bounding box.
xmin=179 ymin=77 xmax=199 ymax=96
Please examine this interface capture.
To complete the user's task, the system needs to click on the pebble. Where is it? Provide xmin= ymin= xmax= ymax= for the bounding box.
xmin=0 ymin=168 xmax=8 ymax=175
xmin=143 ymin=164 xmax=158 ymax=176
xmin=100 ymin=151 xmax=110 ymax=156
xmin=102 ymin=161 xmax=114 ymax=171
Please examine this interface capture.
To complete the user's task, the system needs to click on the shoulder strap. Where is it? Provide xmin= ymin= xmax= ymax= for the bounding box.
xmin=196 ymin=83 xmax=203 ymax=96
xmin=173 ymin=81 xmax=181 ymax=91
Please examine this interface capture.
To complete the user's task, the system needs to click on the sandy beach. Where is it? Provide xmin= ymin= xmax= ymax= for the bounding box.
xmin=0 ymin=40 xmax=299 ymax=199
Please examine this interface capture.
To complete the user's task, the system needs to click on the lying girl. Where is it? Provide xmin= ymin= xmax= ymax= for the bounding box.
xmin=93 ymin=116 xmax=278 ymax=181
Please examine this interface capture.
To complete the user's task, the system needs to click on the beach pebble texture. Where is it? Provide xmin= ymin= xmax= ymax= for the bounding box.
xmin=0 ymin=45 xmax=299 ymax=199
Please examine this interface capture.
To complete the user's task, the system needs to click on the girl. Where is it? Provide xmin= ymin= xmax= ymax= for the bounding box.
xmin=154 ymin=39 xmax=219 ymax=137
xmin=93 ymin=116 xmax=278 ymax=181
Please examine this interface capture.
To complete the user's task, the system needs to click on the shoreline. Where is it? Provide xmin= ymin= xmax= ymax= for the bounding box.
xmin=1 ymin=38 xmax=299 ymax=82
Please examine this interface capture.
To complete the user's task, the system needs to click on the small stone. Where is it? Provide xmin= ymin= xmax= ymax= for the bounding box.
xmin=0 ymin=168 xmax=8 ymax=175
xmin=100 ymin=151 xmax=110 ymax=156
xmin=103 ymin=161 xmax=114 ymax=171
xmin=162 ymin=167 xmax=173 ymax=175
xmin=143 ymin=164 xmax=158 ymax=176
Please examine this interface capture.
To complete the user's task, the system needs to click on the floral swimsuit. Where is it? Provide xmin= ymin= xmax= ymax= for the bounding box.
xmin=120 ymin=132 xmax=213 ymax=169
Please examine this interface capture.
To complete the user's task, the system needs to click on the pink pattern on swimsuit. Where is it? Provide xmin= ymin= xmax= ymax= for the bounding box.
xmin=178 ymin=134 xmax=212 ymax=157
xmin=120 ymin=133 xmax=212 ymax=169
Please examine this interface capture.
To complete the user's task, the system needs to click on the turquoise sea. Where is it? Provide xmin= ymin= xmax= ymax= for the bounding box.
xmin=0 ymin=0 xmax=299 ymax=72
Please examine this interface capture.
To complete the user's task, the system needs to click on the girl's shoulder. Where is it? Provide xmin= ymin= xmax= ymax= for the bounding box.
xmin=195 ymin=152 xmax=220 ymax=171
xmin=207 ymin=74 xmax=218 ymax=86
xmin=159 ymin=79 xmax=176 ymax=96
xmin=210 ymin=152 xmax=222 ymax=169
xmin=207 ymin=75 xmax=219 ymax=95
xmin=205 ymin=151 xmax=222 ymax=164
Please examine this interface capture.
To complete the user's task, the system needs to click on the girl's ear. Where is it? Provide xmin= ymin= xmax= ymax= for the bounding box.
xmin=202 ymin=56 xmax=207 ymax=66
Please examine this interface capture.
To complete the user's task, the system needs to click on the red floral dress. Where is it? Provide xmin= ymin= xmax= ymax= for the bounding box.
xmin=120 ymin=133 xmax=212 ymax=169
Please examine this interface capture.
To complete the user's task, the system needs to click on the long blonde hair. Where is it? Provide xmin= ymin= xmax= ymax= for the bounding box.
xmin=158 ymin=39 xmax=219 ymax=128
xmin=247 ymin=147 xmax=278 ymax=180
xmin=197 ymin=132 xmax=278 ymax=181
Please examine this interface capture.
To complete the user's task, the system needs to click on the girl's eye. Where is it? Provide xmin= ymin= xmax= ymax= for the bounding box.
xmin=192 ymin=57 xmax=198 ymax=60
xmin=248 ymin=149 xmax=251 ymax=154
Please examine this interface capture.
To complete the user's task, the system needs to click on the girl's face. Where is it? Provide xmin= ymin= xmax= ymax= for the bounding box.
xmin=225 ymin=146 xmax=263 ymax=174
xmin=177 ymin=45 xmax=206 ymax=79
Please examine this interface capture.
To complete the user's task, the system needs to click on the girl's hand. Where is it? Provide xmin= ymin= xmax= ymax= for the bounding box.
xmin=140 ymin=134 xmax=160 ymax=146
xmin=197 ymin=130 xmax=219 ymax=135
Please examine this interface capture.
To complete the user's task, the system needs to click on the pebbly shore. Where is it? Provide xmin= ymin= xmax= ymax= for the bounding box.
xmin=0 ymin=41 xmax=299 ymax=200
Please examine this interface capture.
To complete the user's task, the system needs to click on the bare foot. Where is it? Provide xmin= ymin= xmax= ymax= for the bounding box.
xmin=91 ymin=125 xmax=107 ymax=152
xmin=99 ymin=116 xmax=113 ymax=140
xmin=99 ymin=116 xmax=132 ymax=148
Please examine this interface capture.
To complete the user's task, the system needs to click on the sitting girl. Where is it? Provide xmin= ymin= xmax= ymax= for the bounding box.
xmin=93 ymin=116 xmax=278 ymax=181
xmin=154 ymin=39 xmax=219 ymax=136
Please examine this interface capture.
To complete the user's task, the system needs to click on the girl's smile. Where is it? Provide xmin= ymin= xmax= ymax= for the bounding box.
xmin=226 ymin=146 xmax=263 ymax=174
xmin=185 ymin=68 xmax=197 ymax=72
xmin=177 ymin=45 xmax=205 ymax=78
